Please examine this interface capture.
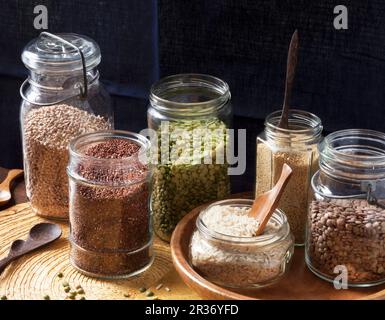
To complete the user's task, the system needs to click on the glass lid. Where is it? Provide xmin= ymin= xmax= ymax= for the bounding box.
xmin=21 ymin=33 xmax=101 ymax=73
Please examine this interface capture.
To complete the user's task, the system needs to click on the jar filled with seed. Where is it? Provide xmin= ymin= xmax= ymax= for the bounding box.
xmin=256 ymin=110 xmax=323 ymax=245
xmin=20 ymin=32 xmax=113 ymax=219
xmin=67 ymin=130 xmax=153 ymax=279
xmin=147 ymin=74 xmax=232 ymax=241
xmin=306 ymin=129 xmax=385 ymax=287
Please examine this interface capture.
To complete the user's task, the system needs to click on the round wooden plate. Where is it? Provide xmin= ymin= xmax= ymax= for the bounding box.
xmin=170 ymin=195 xmax=385 ymax=300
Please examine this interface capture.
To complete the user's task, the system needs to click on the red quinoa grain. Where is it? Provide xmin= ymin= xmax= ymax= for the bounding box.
xmin=69 ymin=137 xmax=152 ymax=278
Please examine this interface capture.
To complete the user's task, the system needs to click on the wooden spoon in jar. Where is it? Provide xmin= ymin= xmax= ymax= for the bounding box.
xmin=278 ymin=30 xmax=299 ymax=129
xmin=0 ymin=169 xmax=23 ymax=207
xmin=249 ymin=164 xmax=293 ymax=235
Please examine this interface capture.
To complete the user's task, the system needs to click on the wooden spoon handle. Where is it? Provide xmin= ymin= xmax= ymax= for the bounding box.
xmin=271 ymin=163 xmax=293 ymax=193
xmin=0 ymin=169 xmax=23 ymax=190
xmin=278 ymin=30 xmax=299 ymax=129
xmin=0 ymin=239 xmax=26 ymax=275
xmin=255 ymin=164 xmax=293 ymax=235
xmin=0 ymin=256 xmax=14 ymax=275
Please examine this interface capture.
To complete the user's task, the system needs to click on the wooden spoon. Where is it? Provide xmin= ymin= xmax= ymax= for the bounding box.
xmin=0 ymin=169 xmax=24 ymax=206
xmin=278 ymin=30 xmax=299 ymax=129
xmin=0 ymin=223 xmax=62 ymax=275
xmin=249 ymin=164 xmax=293 ymax=235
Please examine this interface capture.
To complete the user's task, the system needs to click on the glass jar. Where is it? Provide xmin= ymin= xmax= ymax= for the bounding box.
xmin=190 ymin=199 xmax=294 ymax=288
xmin=67 ymin=130 xmax=153 ymax=279
xmin=147 ymin=74 xmax=232 ymax=242
xmin=306 ymin=129 xmax=385 ymax=287
xmin=20 ymin=32 xmax=113 ymax=220
xmin=256 ymin=109 xmax=323 ymax=245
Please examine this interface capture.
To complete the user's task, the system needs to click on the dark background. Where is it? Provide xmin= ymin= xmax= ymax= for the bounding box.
xmin=1 ymin=0 xmax=384 ymax=192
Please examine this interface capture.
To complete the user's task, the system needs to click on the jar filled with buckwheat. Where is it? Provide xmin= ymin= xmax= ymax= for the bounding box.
xmin=306 ymin=129 xmax=385 ymax=287
xmin=20 ymin=32 xmax=113 ymax=219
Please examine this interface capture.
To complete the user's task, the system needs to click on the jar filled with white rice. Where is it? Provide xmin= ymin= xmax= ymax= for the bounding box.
xmin=189 ymin=199 xmax=294 ymax=288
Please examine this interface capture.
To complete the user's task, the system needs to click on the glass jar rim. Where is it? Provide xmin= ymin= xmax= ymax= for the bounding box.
xmin=320 ymin=129 xmax=385 ymax=164
xmin=315 ymin=129 xmax=385 ymax=196
xmin=265 ymin=109 xmax=323 ymax=135
xmin=68 ymin=130 xmax=151 ymax=186
xmin=196 ymin=198 xmax=289 ymax=245
xmin=69 ymin=130 xmax=150 ymax=161
xmin=149 ymin=73 xmax=230 ymax=115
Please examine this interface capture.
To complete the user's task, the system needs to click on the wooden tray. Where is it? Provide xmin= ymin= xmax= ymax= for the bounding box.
xmin=170 ymin=195 xmax=385 ymax=300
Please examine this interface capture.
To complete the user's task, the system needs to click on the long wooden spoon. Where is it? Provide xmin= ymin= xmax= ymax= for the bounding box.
xmin=0 ymin=169 xmax=23 ymax=206
xmin=0 ymin=223 xmax=62 ymax=275
xmin=249 ymin=164 xmax=293 ymax=235
xmin=278 ymin=30 xmax=299 ymax=129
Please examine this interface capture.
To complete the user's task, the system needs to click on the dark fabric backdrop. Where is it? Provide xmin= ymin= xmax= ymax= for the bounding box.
xmin=1 ymin=0 xmax=385 ymax=192
xmin=159 ymin=0 xmax=385 ymax=131
xmin=0 ymin=0 xmax=158 ymax=172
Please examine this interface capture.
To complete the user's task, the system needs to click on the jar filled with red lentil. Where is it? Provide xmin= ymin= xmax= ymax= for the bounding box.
xmin=67 ymin=130 xmax=152 ymax=279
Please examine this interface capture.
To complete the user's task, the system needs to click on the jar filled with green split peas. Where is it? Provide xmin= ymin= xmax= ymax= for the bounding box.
xmin=147 ymin=74 xmax=232 ymax=241
xmin=255 ymin=110 xmax=323 ymax=245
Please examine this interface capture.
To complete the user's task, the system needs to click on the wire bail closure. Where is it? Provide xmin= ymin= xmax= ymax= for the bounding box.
xmin=366 ymin=183 xmax=385 ymax=209
xmin=20 ymin=32 xmax=88 ymax=106
xmin=311 ymin=171 xmax=385 ymax=209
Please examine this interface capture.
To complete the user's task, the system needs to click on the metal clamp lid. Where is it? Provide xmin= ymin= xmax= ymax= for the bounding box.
xmin=20 ymin=32 xmax=88 ymax=106
xmin=366 ymin=183 xmax=385 ymax=209
xmin=311 ymin=171 xmax=385 ymax=209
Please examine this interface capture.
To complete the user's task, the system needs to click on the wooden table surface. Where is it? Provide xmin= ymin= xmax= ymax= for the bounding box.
xmin=3 ymin=167 xmax=384 ymax=300
xmin=0 ymin=167 xmax=200 ymax=300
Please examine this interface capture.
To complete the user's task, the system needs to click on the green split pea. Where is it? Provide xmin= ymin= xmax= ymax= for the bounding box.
xmin=152 ymin=119 xmax=230 ymax=241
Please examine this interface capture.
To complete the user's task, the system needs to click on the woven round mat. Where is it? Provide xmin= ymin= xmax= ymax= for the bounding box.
xmin=0 ymin=203 xmax=198 ymax=300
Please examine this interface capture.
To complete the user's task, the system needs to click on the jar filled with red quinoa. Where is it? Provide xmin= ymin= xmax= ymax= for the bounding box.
xmin=67 ymin=130 xmax=153 ymax=279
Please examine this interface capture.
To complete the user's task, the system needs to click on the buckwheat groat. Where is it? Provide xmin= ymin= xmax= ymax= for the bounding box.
xmin=23 ymin=104 xmax=110 ymax=219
